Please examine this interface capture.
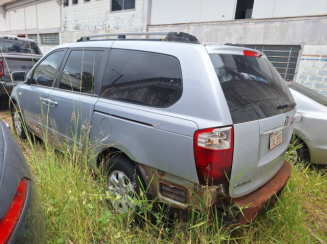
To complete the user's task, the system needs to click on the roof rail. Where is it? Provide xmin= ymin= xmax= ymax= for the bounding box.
xmin=224 ymin=43 xmax=246 ymax=47
xmin=77 ymin=32 xmax=200 ymax=44
xmin=77 ymin=32 xmax=168 ymax=42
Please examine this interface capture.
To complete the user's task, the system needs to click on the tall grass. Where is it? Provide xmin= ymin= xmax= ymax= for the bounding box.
xmin=14 ymin=134 xmax=325 ymax=243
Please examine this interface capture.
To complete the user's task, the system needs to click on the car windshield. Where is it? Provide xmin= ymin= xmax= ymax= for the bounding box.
xmin=287 ymin=82 xmax=327 ymax=106
xmin=209 ymin=53 xmax=294 ymax=124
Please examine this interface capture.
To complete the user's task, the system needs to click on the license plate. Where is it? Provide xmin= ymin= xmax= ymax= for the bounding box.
xmin=269 ymin=131 xmax=283 ymax=150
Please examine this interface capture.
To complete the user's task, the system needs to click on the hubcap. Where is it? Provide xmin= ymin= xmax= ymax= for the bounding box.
xmin=108 ymin=170 xmax=136 ymax=214
xmin=13 ymin=112 xmax=22 ymax=135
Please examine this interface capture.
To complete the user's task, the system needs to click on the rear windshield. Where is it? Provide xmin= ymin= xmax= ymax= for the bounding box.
xmin=0 ymin=40 xmax=40 ymax=54
xmin=287 ymin=82 xmax=327 ymax=106
xmin=210 ymin=54 xmax=294 ymax=124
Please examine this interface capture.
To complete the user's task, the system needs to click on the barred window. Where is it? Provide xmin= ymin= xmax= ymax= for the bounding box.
xmin=63 ymin=0 xmax=69 ymax=7
xmin=28 ymin=34 xmax=38 ymax=44
xmin=40 ymin=33 xmax=60 ymax=45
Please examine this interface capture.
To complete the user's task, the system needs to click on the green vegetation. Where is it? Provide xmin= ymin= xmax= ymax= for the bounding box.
xmin=13 ymin=134 xmax=324 ymax=243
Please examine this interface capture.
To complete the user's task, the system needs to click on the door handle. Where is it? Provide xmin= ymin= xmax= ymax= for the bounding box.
xmin=48 ymin=99 xmax=58 ymax=107
xmin=40 ymin=97 xmax=50 ymax=105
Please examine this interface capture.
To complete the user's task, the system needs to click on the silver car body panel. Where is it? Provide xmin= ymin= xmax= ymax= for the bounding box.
xmin=12 ymin=40 xmax=295 ymax=199
xmin=230 ymin=109 xmax=295 ymax=198
xmin=290 ymin=88 xmax=327 ymax=165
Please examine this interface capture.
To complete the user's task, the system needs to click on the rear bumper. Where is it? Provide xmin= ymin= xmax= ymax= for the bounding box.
xmin=216 ymin=161 xmax=292 ymax=225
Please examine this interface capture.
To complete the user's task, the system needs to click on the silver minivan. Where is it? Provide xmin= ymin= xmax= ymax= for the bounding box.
xmin=10 ymin=32 xmax=296 ymax=224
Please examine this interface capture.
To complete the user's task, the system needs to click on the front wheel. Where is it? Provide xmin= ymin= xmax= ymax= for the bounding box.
xmin=295 ymin=140 xmax=310 ymax=163
xmin=11 ymin=105 xmax=27 ymax=140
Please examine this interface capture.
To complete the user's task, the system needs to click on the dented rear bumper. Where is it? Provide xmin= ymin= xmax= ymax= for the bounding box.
xmin=216 ymin=161 xmax=292 ymax=225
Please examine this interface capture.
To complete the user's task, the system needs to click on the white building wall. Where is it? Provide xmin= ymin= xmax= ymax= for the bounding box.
xmin=151 ymin=0 xmax=236 ymax=25
xmin=61 ymin=0 xmax=145 ymax=44
xmin=37 ymin=1 xmax=61 ymax=29
xmin=8 ymin=8 xmax=25 ymax=30
xmin=0 ymin=13 xmax=10 ymax=32
xmin=151 ymin=0 xmax=327 ymax=25
xmin=25 ymin=5 xmax=37 ymax=29
xmin=253 ymin=0 xmax=327 ymax=19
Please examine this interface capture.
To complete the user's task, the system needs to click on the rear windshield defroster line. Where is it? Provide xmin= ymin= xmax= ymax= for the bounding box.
xmin=210 ymin=54 xmax=294 ymax=124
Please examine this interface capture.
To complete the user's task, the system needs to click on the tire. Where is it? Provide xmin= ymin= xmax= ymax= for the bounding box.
xmin=294 ymin=139 xmax=310 ymax=163
xmin=11 ymin=103 xmax=27 ymax=140
xmin=106 ymin=154 xmax=148 ymax=216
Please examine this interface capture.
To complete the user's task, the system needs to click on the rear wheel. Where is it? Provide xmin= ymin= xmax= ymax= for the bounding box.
xmin=106 ymin=154 xmax=147 ymax=216
xmin=11 ymin=103 xmax=27 ymax=140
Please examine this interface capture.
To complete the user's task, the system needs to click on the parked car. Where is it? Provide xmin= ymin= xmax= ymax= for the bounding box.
xmin=10 ymin=32 xmax=296 ymax=224
xmin=0 ymin=119 xmax=46 ymax=243
xmin=287 ymin=81 xmax=327 ymax=165
xmin=0 ymin=36 xmax=42 ymax=97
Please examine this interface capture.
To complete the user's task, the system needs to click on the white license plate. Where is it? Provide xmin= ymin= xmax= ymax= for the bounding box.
xmin=269 ymin=131 xmax=283 ymax=150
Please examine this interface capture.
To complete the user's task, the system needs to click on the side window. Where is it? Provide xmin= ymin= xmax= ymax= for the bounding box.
xmin=32 ymin=51 xmax=65 ymax=87
xmin=59 ymin=50 xmax=103 ymax=94
xmin=100 ymin=49 xmax=183 ymax=108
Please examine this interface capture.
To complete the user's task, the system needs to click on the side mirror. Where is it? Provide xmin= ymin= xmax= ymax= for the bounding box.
xmin=11 ymin=71 xmax=26 ymax=82
xmin=26 ymin=76 xmax=32 ymax=85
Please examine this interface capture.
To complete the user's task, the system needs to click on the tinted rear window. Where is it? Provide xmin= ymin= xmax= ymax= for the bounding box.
xmin=2 ymin=40 xmax=40 ymax=54
xmin=288 ymin=82 xmax=327 ymax=106
xmin=210 ymin=54 xmax=294 ymax=123
xmin=100 ymin=49 xmax=182 ymax=108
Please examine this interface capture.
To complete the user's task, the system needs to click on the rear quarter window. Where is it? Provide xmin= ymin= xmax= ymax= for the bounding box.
xmin=100 ymin=49 xmax=183 ymax=108
xmin=3 ymin=40 xmax=40 ymax=54
xmin=210 ymin=54 xmax=294 ymax=123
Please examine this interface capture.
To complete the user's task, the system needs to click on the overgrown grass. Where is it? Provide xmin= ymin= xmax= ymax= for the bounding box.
xmin=12 ymin=133 xmax=325 ymax=243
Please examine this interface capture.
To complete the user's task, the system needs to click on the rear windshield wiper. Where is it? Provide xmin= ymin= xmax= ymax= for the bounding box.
xmin=277 ymin=102 xmax=296 ymax=110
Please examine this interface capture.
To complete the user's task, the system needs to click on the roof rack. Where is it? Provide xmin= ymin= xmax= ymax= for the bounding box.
xmin=77 ymin=32 xmax=200 ymax=44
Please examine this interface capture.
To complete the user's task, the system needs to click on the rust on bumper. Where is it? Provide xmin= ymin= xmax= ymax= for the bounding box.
xmin=217 ymin=161 xmax=292 ymax=225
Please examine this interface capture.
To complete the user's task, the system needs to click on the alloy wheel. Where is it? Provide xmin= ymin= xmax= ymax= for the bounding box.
xmin=108 ymin=170 xmax=136 ymax=214
xmin=13 ymin=111 xmax=22 ymax=135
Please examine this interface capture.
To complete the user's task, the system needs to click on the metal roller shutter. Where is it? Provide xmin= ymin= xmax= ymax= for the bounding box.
xmin=246 ymin=45 xmax=301 ymax=81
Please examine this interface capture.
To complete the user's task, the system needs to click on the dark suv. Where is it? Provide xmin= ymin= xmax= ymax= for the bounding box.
xmin=0 ymin=36 xmax=42 ymax=97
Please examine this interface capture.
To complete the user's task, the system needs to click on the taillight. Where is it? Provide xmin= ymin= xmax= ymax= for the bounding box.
xmin=243 ymin=50 xmax=261 ymax=58
xmin=0 ymin=61 xmax=4 ymax=77
xmin=0 ymin=178 xmax=28 ymax=244
xmin=194 ymin=126 xmax=233 ymax=185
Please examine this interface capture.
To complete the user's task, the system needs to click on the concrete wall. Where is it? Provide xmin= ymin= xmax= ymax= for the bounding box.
xmin=61 ymin=0 xmax=145 ymax=44
xmin=151 ymin=0 xmax=237 ymax=25
xmin=148 ymin=16 xmax=327 ymax=45
xmin=296 ymin=45 xmax=327 ymax=96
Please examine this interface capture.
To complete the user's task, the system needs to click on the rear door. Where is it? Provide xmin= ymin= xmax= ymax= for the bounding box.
xmin=47 ymin=48 xmax=108 ymax=152
xmin=208 ymin=49 xmax=296 ymax=198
